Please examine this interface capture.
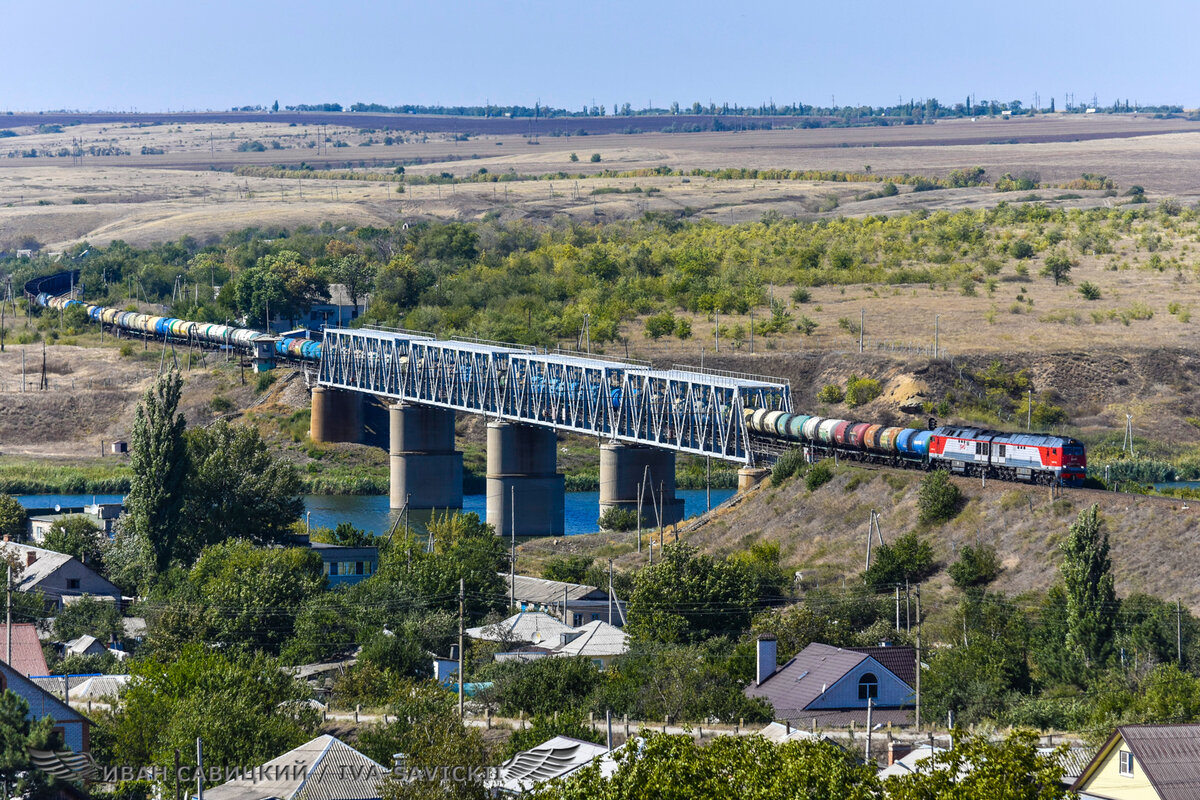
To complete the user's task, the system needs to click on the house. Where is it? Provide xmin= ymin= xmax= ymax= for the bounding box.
xmin=1 ymin=622 xmax=50 ymax=676
xmin=68 ymin=675 xmax=129 ymax=702
xmin=300 ymin=284 xmax=369 ymax=331
xmin=491 ymin=735 xmax=614 ymax=795
xmin=203 ymin=734 xmax=387 ymax=800
xmin=310 ymin=542 xmax=377 ymax=587
xmin=62 ymin=635 xmax=107 ymax=658
xmin=504 ymin=574 xmax=626 ymax=628
xmin=552 ymin=621 xmax=629 ymax=668
xmin=466 ymin=611 xmax=575 ymax=647
xmin=0 ymin=659 xmax=90 ymax=753
xmin=1072 ymin=724 xmax=1200 ymax=800
xmin=744 ymin=638 xmax=915 ymax=727
xmin=1 ymin=544 xmax=122 ymax=608
xmin=28 ymin=504 xmax=122 ymax=542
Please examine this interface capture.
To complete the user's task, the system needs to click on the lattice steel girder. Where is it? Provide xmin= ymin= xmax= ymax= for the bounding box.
xmin=317 ymin=328 xmax=791 ymax=464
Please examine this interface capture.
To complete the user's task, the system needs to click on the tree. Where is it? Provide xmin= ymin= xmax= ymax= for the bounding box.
xmin=1060 ymin=504 xmax=1116 ymax=670
xmin=501 ymin=712 xmax=603 ymax=759
xmin=626 ymin=542 xmax=760 ymax=644
xmin=53 ymin=595 xmax=121 ymax=642
xmin=948 ymin=544 xmax=1002 ymax=590
xmin=311 ymin=522 xmax=380 ymax=548
xmin=863 ymin=532 xmax=937 ymax=590
xmin=885 ymin=730 xmax=1067 ymax=799
xmin=529 ymin=733 xmax=878 ymax=800
xmin=180 ymin=421 xmax=303 ymax=560
xmin=41 ymin=515 xmax=106 ymax=568
xmin=488 ymin=656 xmax=604 ymax=718
xmin=0 ymin=496 xmax=26 ymax=541
xmin=126 ymin=371 xmax=189 ymax=575
xmin=104 ymin=645 xmax=318 ymax=781
xmin=0 ymin=690 xmax=63 ymax=799
xmin=360 ymin=679 xmax=489 ymax=800
xmin=331 ymin=253 xmax=378 ymax=311
xmin=1041 ymin=249 xmax=1074 ymax=285
xmin=145 ymin=540 xmax=325 ymax=655
xmin=917 ymin=470 xmax=962 ymax=524
xmin=379 ymin=512 xmax=507 ymax=622
xmin=235 ymin=251 xmax=328 ymax=327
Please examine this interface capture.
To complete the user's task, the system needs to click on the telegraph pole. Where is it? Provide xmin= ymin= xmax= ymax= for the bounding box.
xmin=458 ymin=578 xmax=465 ymax=716
xmin=510 ymin=486 xmax=516 ymax=609
xmin=915 ymin=587 xmax=922 ymax=728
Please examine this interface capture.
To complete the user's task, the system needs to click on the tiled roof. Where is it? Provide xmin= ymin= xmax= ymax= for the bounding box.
xmin=203 ymin=735 xmax=387 ymax=800
xmin=1082 ymin=725 xmax=1200 ymax=800
xmin=847 ymin=646 xmax=916 ymax=688
xmin=495 ymin=736 xmax=610 ymax=794
xmin=466 ymin=611 xmax=574 ymax=645
xmin=1 ymin=623 xmax=50 ymax=676
xmin=553 ymin=621 xmax=629 ymax=659
xmin=745 ymin=643 xmax=868 ymax=711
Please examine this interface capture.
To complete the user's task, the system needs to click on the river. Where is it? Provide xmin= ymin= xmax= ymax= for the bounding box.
xmin=15 ymin=490 xmax=734 ymax=537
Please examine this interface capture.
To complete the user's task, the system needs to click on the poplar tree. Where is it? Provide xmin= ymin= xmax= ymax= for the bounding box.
xmin=1060 ymin=504 xmax=1116 ymax=669
xmin=127 ymin=371 xmax=189 ymax=573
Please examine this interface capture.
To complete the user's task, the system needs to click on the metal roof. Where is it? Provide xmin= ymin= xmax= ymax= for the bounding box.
xmin=505 ymin=574 xmax=607 ymax=605
xmin=203 ymin=735 xmax=387 ymax=800
xmin=553 ymin=621 xmax=629 ymax=659
xmin=847 ymin=646 xmax=916 ymax=688
xmin=1074 ymin=724 xmax=1200 ymax=800
xmin=466 ymin=611 xmax=574 ymax=646
xmin=494 ymin=736 xmax=611 ymax=794
xmin=1 ymin=623 xmax=49 ymax=676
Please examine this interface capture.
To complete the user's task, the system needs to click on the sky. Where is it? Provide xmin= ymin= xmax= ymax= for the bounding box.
xmin=3 ymin=0 xmax=1197 ymax=112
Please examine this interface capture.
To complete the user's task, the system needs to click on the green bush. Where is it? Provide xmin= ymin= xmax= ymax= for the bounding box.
xmin=805 ymin=460 xmax=834 ymax=491
xmin=817 ymin=384 xmax=844 ymax=404
xmin=254 ymin=371 xmax=276 ymax=393
xmin=1010 ymin=240 xmax=1034 ymax=259
xmin=791 ymin=287 xmax=811 ymax=303
xmin=863 ymin=531 xmax=937 ymax=590
xmin=644 ymin=312 xmax=675 ymax=339
xmin=918 ymin=470 xmax=963 ymax=524
xmin=844 ymin=375 xmax=882 ymax=407
xmin=796 ymin=316 xmax=818 ymax=336
xmin=598 ymin=506 xmax=641 ymax=531
xmin=948 ymin=544 xmax=1002 ymax=590
xmin=210 ymin=395 xmax=233 ymax=413
xmin=1078 ymin=281 xmax=1101 ymax=300
xmin=590 ymin=153 xmax=601 ymax=163
xmin=771 ymin=449 xmax=807 ymax=485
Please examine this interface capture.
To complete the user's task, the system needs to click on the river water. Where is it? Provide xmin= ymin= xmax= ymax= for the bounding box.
xmin=15 ymin=489 xmax=734 ymax=537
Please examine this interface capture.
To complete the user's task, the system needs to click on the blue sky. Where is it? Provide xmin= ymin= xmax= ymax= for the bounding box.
xmin=3 ymin=0 xmax=1196 ymax=112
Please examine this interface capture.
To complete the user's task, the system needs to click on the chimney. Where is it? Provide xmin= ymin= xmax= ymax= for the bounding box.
xmin=756 ymin=635 xmax=778 ymax=685
xmin=25 ymin=552 xmax=36 ymax=567
xmin=888 ymin=740 xmax=913 ymax=766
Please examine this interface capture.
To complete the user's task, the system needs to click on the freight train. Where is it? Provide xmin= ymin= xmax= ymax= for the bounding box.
xmin=743 ymin=408 xmax=1087 ymax=486
xmin=27 ymin=271 xmax=321 ymax=363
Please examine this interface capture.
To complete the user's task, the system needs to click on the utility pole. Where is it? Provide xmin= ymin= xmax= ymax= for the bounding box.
xmin=865 ymin=698 xmax=874 ymax=762
xmin=915 ymin=587 xmax=922 ymax=729
xmin=859 ymin=308 xmax=864 ymax=354
xmin=196 ymin=738 xmax=204 ymax=800
xmin=458 ymin=578 xmax=465 ymax=717
xmin=608 ymin=560 xmax=614 ymax=625
xmin=895 ymin=585 xmax=900 ymax=632
xmin=6 ymin=564 xmax=11 ymax=666
xmin=563 ymin=585 xmax=570 ymax=626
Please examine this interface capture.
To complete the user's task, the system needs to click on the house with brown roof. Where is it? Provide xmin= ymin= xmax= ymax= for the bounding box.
xmin=1073 ymin=724 xmax=1200 ymax=800
xmin=0 ymin=622 xmax=50 ymax=677
xmin=744 ymin=638 xmax=915 ymax=727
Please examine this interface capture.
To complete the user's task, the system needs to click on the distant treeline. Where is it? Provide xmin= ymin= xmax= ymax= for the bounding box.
xmin=229 ymin=98 xmax=1193 ymax=122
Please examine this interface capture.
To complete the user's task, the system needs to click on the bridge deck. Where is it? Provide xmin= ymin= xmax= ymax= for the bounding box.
xmin=317 ymin=327 xmax=791 ymax=464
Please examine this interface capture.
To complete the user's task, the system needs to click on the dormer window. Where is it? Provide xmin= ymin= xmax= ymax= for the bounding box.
xmin=858 ymin=672 xmax=878 ymax=700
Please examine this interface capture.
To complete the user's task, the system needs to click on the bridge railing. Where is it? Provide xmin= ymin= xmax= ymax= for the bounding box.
xmin=317 ymin=328 xmax=792 ymax=464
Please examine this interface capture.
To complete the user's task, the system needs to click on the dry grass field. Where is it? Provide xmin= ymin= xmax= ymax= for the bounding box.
xmin=3 ymin=114 xmax=1200 ymax=250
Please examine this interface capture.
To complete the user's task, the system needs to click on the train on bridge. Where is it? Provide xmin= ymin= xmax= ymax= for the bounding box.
xmin=26 ymin=270 xmax=322 ymax=362
xmin=743 ymin=408 xmax=1087 ymax=486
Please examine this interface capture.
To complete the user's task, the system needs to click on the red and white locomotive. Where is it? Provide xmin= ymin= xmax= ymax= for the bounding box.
xmin=928 ymin=426 xmax=1087 ymax=485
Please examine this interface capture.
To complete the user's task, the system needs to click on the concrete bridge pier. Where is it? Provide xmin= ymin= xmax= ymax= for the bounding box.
xmin=389 ymin=403 xmax=463 ymax=511
xmin=599 ymin=443 xmax=684 ymax=527
xmin=310 ymin=385 xmax=363 ymax=444
xmin=487 ymin=422 xmax=564 ymax=537
xmin=738 ymin=466 xmax=770 ymax=492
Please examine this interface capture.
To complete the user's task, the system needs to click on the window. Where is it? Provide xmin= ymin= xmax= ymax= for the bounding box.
xmin=67 ymin=579 xmax=80 ymax=590
xmin=858 ymin=672 xmax=879 ymax=700
xmin=573 ymin=613 xmax=583 ymax=627
xmin=1119 ymin=750 xmax=1135 ymax=777
xmin=355 ymin=561 xmax=365 ymax=576
xmin=328 ymin=562 xmax=339 ymax=576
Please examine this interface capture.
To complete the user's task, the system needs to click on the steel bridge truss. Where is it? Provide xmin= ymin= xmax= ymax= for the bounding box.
xmin=318 ymin=328 xmax=791 ymax=464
